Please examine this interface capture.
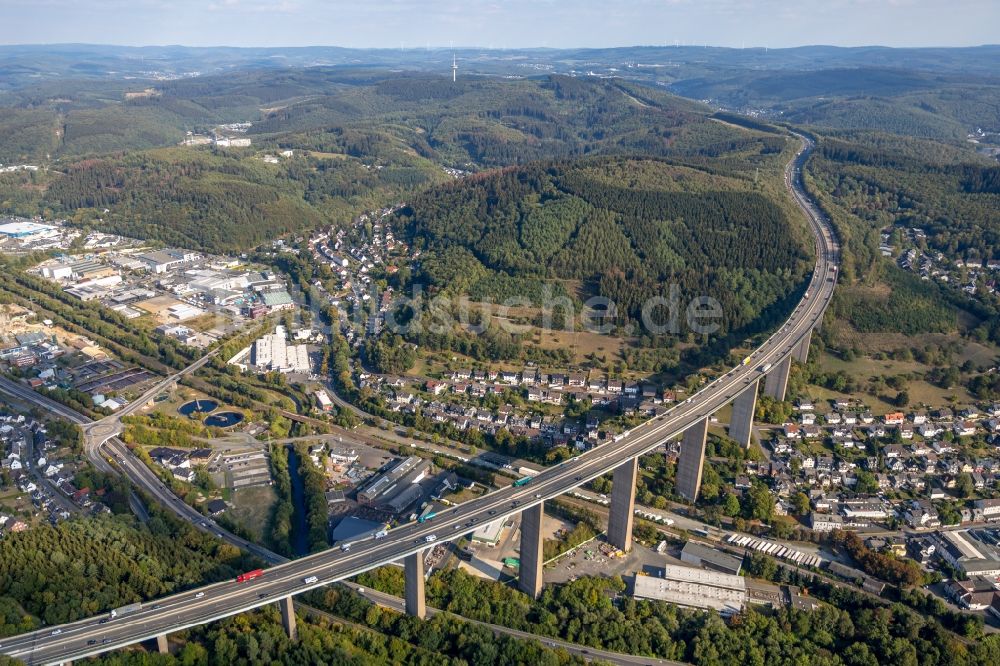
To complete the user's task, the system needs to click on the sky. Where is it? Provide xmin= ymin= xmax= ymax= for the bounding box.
xmin=1 ymin=0 xmax=997 ymax=49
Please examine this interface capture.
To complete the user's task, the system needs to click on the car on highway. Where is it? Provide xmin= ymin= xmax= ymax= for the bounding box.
xmin=488 ymin=510 xmax=496 ymax=515
xmin=258 ymin=592 xmax=269 ymax=599
xmin=340 ymin=542 xmax=352 ymax=552
xmin=87 ymin=639 xmax=97 ymax=646
xmin=195 ymin=592 xmax=205 ymax=599
xmin=535 ymin=493 xmax=542 ymax=499
xmin=425 ymin=534 xmax=437 ymax=543
xmin=51 ymin=629 xmax=62 ymax=636
xmin=303 ymin=576 xmax=319 ymax=584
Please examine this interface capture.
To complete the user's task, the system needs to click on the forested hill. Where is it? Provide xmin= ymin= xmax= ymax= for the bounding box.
xmin=0 ymin=74 xmax=792 ymax=253
xmin=399 ymin=157 xmax=811 ymax=337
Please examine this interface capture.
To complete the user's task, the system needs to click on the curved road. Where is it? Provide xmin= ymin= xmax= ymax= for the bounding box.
xmin=1 ymin=132 xmax=837 ymax=666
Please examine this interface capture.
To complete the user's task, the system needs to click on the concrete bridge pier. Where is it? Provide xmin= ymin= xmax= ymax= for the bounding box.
xmin=762 ymin=355 xmax=792 ymax=402
xmin=729 ymin=379 xmax=759 ymax=449
xmin=795 ymin=331 xmax=811 ymax=364
xmin=607 ymin=457 xmax=638 ymax=552
xmin=518 ymin=501 xmax=544 ymax=598
xmin=404 ymin=550 xmax=426 ymax=619
xmin=156 ymin=633 xmax=169 ymax=654
xmin=279 ymin=595 xmax=297 ymax=641
xmin=676 ymin=417 xmax=709 ymax=502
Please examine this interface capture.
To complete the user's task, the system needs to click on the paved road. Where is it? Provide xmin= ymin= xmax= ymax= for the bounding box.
xmin=19 ymin=428 xmax=80 ymax=517
xmin=3 ymin=378 xmax=685 ymax=665
xmin=0 ymin=132 xmax=837 ymax=666
xmin=81 ymin=350 xmax=217 ymax=463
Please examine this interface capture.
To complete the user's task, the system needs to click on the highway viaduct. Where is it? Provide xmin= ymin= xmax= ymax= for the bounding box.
xmin=0 ymin=132 xmax=837 ymax=666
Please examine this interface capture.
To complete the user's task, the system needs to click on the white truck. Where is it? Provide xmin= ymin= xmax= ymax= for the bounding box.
xmin=110 ymin=602 xmax=142 ymax=620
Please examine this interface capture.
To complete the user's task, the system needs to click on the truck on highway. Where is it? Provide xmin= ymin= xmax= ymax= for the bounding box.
xmin=236 ymin=569 xmax=264 ymax=583
xmin=761 ymin=363 xmax=772 ymax=373
xmin=742 ymin=356 xmax=752 ymax=366
xmin=512 ymin=477 xmax=532 ymax=488
xmin=109 ymin=602 xmax=142 ymax=619
xmin=417 ymin=512 xmax=436 ymax=523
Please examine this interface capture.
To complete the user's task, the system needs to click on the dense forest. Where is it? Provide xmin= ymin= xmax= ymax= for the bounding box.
xmin=398 ymin=156 xmax=810 ymax=338
xmin=805 ymin=130 xmax=1000 ymax=344
xmin=811 ymin=135 xmax=1000 ymax=269
xmin=0 ymin=511 xmax=256 ymax=629
xmin=352 ymin=566 xmax=1000 ymax=666
xmin=0 ymin=73 xmax=798 ymax=253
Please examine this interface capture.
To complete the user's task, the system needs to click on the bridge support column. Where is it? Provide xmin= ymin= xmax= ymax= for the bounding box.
xmin=729 ymin=379 xmax=759 ymax=449
xmin=404 ymin=550 xmax=426 ymax=619
xmin=795 ymin=331 xmax=811 ymax=364
xmin=763 ymin=355 xmax=792 ymax=402
xmin=518 ymin=501 xmax=544 ymax=598
xmin=156 ymin=633 xmax=169 ymax=655
xmin=607 ymin=457 xmax=638 ymax=552
xmin=676 ymin=418 xmax=709 ymax=502
xmin=279 ymin=595 xmax=297 ymax=641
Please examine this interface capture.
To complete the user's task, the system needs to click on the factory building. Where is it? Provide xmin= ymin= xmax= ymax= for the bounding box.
xmin=633 ymin=564 xmax=747 ymax=615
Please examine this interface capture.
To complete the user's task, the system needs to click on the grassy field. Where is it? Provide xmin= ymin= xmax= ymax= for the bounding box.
xmin=0 ymin=487 xmax=29 ymax=517
xmin=814 ymin=350 xmax=975 ymax=411
xmin=225 ymin=485 xmax=277 ymax=541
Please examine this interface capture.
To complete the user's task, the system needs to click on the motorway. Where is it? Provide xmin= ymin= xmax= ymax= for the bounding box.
xmin=0 ymin=374 xmax=282 ymax=565
xmin=0 ymin=377 xmax=681 ymax=666
xmin=0 ymin=132 xmax=837 ymax=665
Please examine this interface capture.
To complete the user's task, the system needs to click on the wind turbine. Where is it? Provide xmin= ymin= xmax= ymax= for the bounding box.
xmin=452 ymin=53 xmax=458 ymax=82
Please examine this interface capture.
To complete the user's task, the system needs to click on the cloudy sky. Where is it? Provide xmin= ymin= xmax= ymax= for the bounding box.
xmin=1 ymin=0 xmax=996 ymax=48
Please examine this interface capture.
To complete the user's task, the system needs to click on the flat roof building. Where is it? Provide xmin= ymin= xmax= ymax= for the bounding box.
xmin=357 ymin=456 xmax=421 ymax=505
xmin=138 ymin=249 xmax=198 ymax=274
xmin=330 ymin=516 xmax=383 ymax=543
xmin=634 ymin=564 xmax=746 ymax=615
xmin=471 ymin=519 xmax=505 ymax=546
xmin=252 ymin=330 xmax=310 ymax=373
xmin=261 ymin=290 xmax=294 ymax=308
xmin=0 ymin=220 xmax=56 ymax=239
xmin=680 ymin=541 xmax=743 ymax=576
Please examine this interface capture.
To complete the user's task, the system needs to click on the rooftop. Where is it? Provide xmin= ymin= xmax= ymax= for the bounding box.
xmin=261 ymin=290 xmax=294 ymax=307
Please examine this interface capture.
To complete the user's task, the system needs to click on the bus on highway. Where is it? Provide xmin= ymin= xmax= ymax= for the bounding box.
xmin=512 ymin=477 xmax=532 ymax=488
xmin=417 ymin=512 xmax=437 ymax=523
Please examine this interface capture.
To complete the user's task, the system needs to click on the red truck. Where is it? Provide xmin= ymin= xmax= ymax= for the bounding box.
xmin=236 ymin=569 xmax=264 ymax=583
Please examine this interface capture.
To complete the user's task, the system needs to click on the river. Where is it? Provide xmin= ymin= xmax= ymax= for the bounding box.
xmin=286 ymin=444 xmax=309 ymax=556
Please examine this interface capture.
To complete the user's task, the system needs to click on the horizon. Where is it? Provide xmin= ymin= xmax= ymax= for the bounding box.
xmin=2 ymin=42 xmax=1000 ymax=51
xmin=2 ymin=0 xmax=998 ymax=50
